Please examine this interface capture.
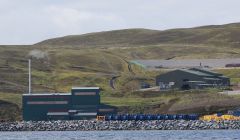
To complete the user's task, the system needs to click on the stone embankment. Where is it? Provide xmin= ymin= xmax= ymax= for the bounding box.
xmin=1 ymin=120 xmax=240 ymax=131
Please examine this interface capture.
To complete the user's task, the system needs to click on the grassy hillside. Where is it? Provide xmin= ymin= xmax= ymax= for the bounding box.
xmin=35 ymin=23 xmax=240 ymax=48
xmin=35 ymin=29 xmax=159 ymax=47
xmin=0 ymin=93 xmax=21 ymax=121
xmin=102 ymin=89 xmax=240 ymax=115
xmin=1 ymin=23 xmax=240 ymax=120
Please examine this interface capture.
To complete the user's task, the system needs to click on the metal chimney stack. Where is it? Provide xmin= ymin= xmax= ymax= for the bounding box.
xmin=28 ymin=59 xmax=31 ymax=94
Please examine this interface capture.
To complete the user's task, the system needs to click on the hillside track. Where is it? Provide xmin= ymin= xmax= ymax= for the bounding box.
xmin=109 ymin=75 xmax=121 ymax=89
xmin=100 ymin=51 xmax=137 ymax=89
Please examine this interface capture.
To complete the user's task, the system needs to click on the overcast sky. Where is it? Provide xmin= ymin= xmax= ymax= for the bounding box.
xmin=1 ymin=0 xmax=240 ymax=45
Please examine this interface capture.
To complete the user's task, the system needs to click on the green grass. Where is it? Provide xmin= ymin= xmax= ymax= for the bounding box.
xmin=35 ymin=23 xmax=240 ymax=49
xmin=215 ymin=69 xmax=240 ymax=84
xmin=0 ymin=93 xmax=22 ymax=120
xmin=0 ymin=93 xmax=22 ymax=107
xmin=101 ymin=96 xmax=172 ymax=107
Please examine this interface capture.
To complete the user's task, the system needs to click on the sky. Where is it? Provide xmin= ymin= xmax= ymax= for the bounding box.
xmin=1 ymin=0 xmax=240 ymax=45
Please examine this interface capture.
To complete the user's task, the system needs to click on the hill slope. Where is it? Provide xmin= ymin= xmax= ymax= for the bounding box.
xmin=35 ymin=29 xmax=159 ymax=47
xmin=2 ymin=23 xmax=240 ymax=120
xmin=35 ymin=23 xmax=240 ymax=47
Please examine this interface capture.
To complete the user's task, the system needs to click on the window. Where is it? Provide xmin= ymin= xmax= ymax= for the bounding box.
xmin=169 ymin=82 xmax=175 ymax=86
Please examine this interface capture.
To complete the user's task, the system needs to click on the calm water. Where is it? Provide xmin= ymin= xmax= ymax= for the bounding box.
xmin=0 ymin=130 xmax=240 ymax=140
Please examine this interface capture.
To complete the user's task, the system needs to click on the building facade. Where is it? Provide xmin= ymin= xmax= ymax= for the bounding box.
xmin=156 ymin=68 xmax=230 ymax=90
xmin=22 ymin=87 xmax=116 ymax=121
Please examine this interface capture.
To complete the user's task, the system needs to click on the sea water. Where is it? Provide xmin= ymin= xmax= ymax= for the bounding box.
xmin=0 ymin=130 xmax=239 ymax=140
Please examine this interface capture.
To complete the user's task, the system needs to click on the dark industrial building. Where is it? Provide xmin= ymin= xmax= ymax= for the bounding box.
xmin=22 ymin=87 xmax=116 ymax=121
xmin=156 ymin=68 xmax=230 ymax=90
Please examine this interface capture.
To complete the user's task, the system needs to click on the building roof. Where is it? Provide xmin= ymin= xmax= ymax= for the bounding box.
xmin=72 ymin=87 xmax=100 ymax=90
xmin=23 ymin=93 xmax=71 ymax=96
xmin=219 ymin=75 xmax=229 ymax=79
xmin=189 ymin=68 xmax=222 ymax=76
xmin=179 ymin=69 xmax=212 ymax=77
xmin=157 ymin=68 xmax=228 ymax=80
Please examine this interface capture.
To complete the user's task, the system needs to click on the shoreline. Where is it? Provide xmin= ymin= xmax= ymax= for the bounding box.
xmin=0 ymin=120 xmax=240 ymax=131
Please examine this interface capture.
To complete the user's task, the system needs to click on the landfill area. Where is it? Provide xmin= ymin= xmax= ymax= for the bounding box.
xmin=132 ymin=58 xmax=240 ymax=69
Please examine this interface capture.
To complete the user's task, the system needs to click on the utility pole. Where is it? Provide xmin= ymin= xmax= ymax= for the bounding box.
xmin=28 ymin=59 xmax=31 ymax=94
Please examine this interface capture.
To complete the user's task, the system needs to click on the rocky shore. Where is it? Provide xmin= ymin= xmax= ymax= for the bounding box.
xmin=1 ymin=120 xmax=240 ymax=131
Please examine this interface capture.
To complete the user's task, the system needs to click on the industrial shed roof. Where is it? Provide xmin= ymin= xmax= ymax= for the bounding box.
xmin=189 ymin=68 xmax=222 ymax=76
xmin=179 ymin=69 xmax=212 ymax=77
xmin=157 ymin=68 xmax=227 ymax=79
xmin=23 ymin=93 xmax=71 ymax=96
xmin=72 ymin=87 xmax=100 ymax=90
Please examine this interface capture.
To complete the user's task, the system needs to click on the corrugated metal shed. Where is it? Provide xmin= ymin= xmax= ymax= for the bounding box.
xmin=156 ymin=68 xmax=230 ymax=90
